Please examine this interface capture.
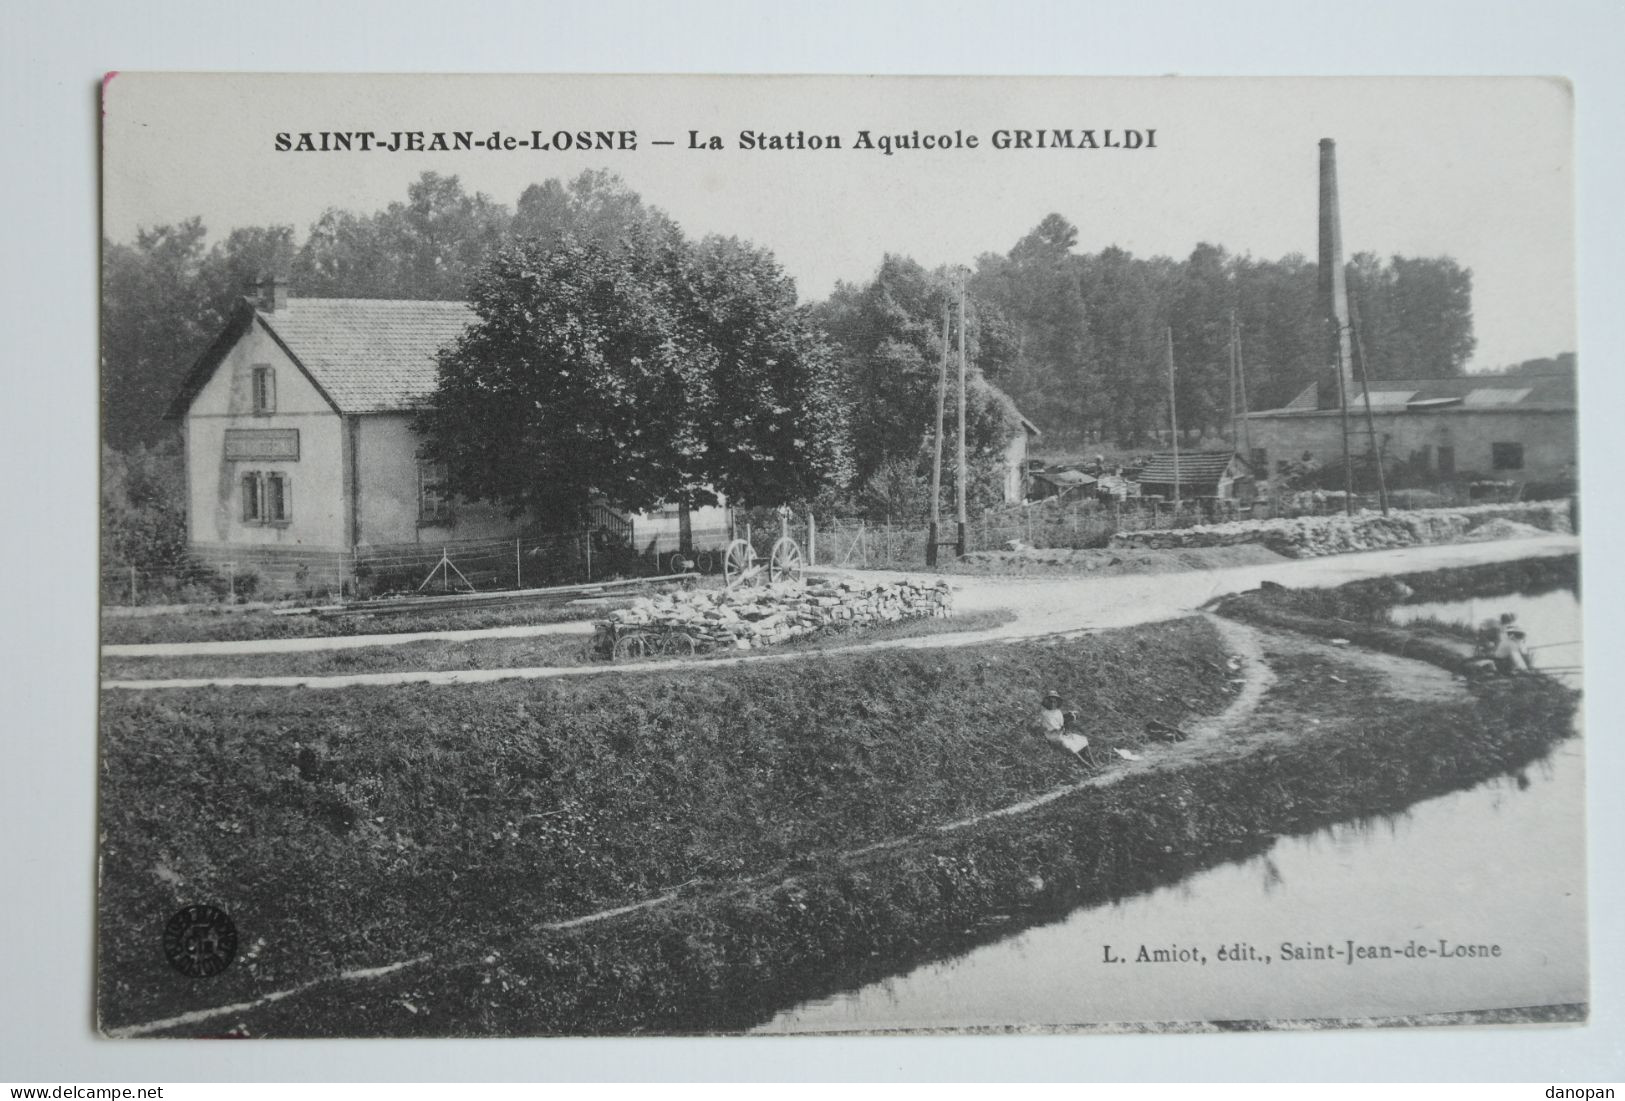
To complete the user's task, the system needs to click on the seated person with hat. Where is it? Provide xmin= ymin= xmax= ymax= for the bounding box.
xmin=1037 ymin=690 xmax=1093 ymax=765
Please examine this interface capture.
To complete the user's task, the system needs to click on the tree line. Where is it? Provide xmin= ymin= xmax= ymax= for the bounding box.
xmin=103 ymin=170 xmax=1487 ymax=542
xmin=102 ymin=170 xmax=667 ymax=453
xmin=969 ymin=213 xmax=1479 ymax=446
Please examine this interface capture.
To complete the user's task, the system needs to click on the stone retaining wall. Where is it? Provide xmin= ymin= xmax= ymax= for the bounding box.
xmin=596 ymin=575 xmax=954 ymax=653
xmin=1108 ymin=501 xmax=1572 ymax=559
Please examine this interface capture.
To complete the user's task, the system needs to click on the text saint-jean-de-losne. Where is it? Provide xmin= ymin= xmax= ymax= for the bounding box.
xmin=272 ymin=128 xmax=1159 ymax=155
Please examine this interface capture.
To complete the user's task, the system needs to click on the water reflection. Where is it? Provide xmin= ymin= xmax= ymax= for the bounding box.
xmin=758 ymin=743 xmax=1585 ymax=1032
xmin=756 ymin=589 xmax=1586 ymax=1033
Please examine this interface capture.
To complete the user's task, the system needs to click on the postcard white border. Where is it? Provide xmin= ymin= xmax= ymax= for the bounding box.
xmin=5 ymin=0 xmax=1624 ymax=1083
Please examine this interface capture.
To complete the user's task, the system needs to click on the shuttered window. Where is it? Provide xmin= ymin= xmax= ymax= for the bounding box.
xmin=240 ymin=471 xmax=292 ymax=524
xmin=265 ymin=472 xmax=291 ymax=522
xmin=242 ymin=472 xmax=261 ymax=521
xmin=251 ymin=365 xmax=276 ymax=415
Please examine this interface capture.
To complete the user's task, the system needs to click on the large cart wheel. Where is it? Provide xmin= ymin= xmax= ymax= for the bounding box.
xmin=769 ymin=537 xmax=804 ymax=584
xmin=723 ymin=539 xmax=755 ymax=588
xmin=657 ymin=632 xmax=698 ymax=657
xmin=613 ymin=632 xmax=653 ymax=661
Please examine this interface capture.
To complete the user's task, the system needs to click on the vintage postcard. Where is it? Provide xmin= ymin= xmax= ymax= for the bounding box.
xmin=97 ymin=73 xmax=1583 ymax=1037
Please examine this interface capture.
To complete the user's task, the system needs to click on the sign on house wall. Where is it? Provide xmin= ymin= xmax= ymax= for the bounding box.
xmin=224 ymin=428 xmax=300 ymax=461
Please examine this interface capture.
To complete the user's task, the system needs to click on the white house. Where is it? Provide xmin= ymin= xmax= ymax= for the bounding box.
xmin=166 ymin=282 xmax=528 ymax=562
xmin=165 ymin=280 xmax=732 ymax=591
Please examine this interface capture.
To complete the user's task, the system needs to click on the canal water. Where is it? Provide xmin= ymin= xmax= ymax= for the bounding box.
xmin=757 ymin=588 xmax=1586 ymax=1033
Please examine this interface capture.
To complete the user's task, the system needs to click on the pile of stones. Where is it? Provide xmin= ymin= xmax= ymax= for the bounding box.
xmin=595 ymin=575 xmax=954 ymax=653
xmin=1108 ymin=501 xmax=1571 ymax=559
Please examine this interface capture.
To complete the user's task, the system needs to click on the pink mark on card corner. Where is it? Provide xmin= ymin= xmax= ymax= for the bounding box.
xmin=101 ymin=70 xmax=119 ymax=114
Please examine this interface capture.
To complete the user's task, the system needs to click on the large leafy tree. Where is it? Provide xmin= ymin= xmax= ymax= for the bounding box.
xmin=101 ymin=220 xmax=297 ymax=450
xmin=415 ymin=232 xmax=849 ymax=523
xmin=102 ymin=219 xmax=217 ymax=451
xmin=1346 ymin=253 xmax=1476 ymax=378
xmin=1231 ymin=252 xmax=1323 ymax=412
xmin=684 ymin=235 xmax=851 ymax=506
xmin=974 ymin=214 xmax=1094 ymax=436
xmin=512 ymin=168 xmax=681 ymax=254
xmin=1076 ymin=247 xmax=1172 ymax=445
xmin=816 ymin=254 xmax=1019 ymax=494
xmin=1167 ymin=242 xmax=1236 ymax=435
xmin=293 ymin=172 xmax=510 ymax=300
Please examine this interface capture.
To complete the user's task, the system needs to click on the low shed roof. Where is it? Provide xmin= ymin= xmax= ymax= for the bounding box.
xmin=1033 ymin=468 xmax=1097 ymax=486
xmin=1137 ymin=451 xmax=1248 ymax=485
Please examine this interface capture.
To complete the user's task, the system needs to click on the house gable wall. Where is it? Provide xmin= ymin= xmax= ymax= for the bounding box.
xmin=183 ymin=320 xmax=347 ymax=547
xmin=1003 ymin=431 xmax=1029 ymax=503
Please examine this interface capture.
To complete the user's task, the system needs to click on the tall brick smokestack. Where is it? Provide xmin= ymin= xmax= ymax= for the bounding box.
xmin=1318 ymin=138 xmax=1356 ymax=410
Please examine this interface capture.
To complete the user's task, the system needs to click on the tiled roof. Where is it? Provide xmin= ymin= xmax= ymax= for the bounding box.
xmin=1378 ymin=374 xmax=1574 ymax=407
xmin=1260 ymin=373 xmax=1573 ymax=416
xmin=1356 ymin=389 xmax=1419 ymax=409
xmin=1137 ymin=451 xmax=1245 ymax=484
xmin=1033 ymin=469 xmax=1097 ymax=486
xmin=260 ymin=298 xmax=475 ymax=413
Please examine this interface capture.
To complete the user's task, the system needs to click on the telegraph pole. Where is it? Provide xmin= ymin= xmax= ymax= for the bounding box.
xmin=1333 ymin=316 xmax=1355 ymax=515
xmin=928 ymin=295 xmax=950 ymax=566
xmin=1234 ymin=315 xmax=1254 ymax=460
xmin=1228 ymin=312 xmax=1238 ymax=447
xmin=1166 ymin=326 xmax=1181 ymax=506
xmin=1320 ymin=138 xmax=1356 ymax=517
xmin=955 ymin=269 xmax=968 ymax=557
xmin=1349 ymin=292 xmax=1390 ymax=515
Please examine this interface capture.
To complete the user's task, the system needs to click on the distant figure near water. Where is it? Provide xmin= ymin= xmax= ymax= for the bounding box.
xmin=1476 ymin=612 xmax=1533 ymax=676
xmin=1494 ymin=612 xmax=1532 ymax=675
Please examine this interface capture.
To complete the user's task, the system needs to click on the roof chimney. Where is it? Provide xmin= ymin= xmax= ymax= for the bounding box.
xmin=255 ymin=275 xmax=288 ymax=314
xmin=1317 ymin=139 xmax=1355 ymax=410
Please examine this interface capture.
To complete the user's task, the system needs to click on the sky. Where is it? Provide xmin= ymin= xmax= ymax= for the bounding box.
xmin=103 ymin=73 xmax=1576 ymax=371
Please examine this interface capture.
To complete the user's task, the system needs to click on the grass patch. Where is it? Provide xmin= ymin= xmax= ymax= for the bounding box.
xmin=98 ymin=617 xmax=1232 ymax=1029
xmin=100 ymin=594 xmax=661 ymax=646
xmin=101 ymin=609 xmax=1019 ymax=682
xmin=1392 ymin=614 xmax=1478 ymax=641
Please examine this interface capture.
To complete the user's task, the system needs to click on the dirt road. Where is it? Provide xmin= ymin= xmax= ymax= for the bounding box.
xmin=102 ymin=534 xmax=1577 ymax=691
xmin=922 ymin=533 xmax=1578 ymax=637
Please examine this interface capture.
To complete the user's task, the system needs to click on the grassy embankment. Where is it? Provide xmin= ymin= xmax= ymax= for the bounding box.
xmin=99 ymin=617 xmax=1232 ymax=1032
xmin=103 ymin=560 xmax=1582 ymax=1036
xmin=145 ymin=635 xmax=1577 ymax=1037
xmin=100 ymin=608 xmax=1017 ymax=681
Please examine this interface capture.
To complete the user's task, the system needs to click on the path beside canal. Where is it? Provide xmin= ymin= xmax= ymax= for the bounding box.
xmin=102 ymin=534 xmax=1576 ymax=691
